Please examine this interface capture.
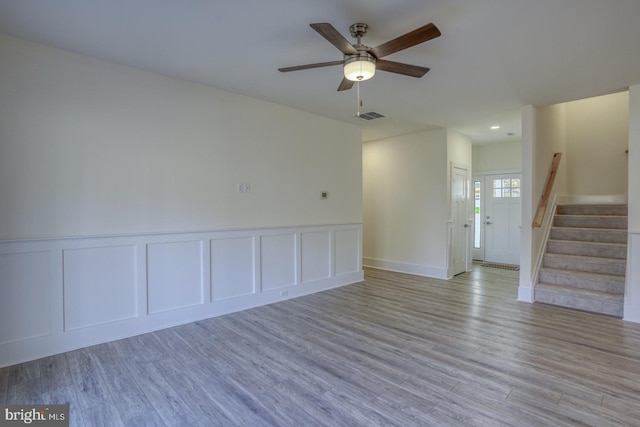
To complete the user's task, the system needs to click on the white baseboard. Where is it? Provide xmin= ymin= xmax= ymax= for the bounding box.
xmin=363 ymin=257 xmax=449 ymax=280
xmin=517 ymin=285 xmax=534 ymax=303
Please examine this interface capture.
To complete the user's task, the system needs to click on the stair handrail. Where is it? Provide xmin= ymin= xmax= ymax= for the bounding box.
xmin=533 ymin=152 xmax=562 ymax=228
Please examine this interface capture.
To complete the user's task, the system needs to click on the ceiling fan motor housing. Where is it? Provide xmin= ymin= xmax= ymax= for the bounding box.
xmin=349 ymin=23 xmax=369 ymax=38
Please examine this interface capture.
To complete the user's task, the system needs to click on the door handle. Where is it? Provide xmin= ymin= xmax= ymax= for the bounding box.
xmin=463 ymin=224 xmax=469 ymax=228
xmin=485 ymin=221 xmax=493 ymax=225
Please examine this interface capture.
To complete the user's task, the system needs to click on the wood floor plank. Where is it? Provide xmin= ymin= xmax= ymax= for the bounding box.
xmin=65 ymin=347 xmax=111 ymax=411
xmin=152 ymin=357 xmax=236 ymax=426
xmin=132 ymin=361 xmax=204 ymax=427
xmin=91 ymin=343 xmax=155 ymax=421
xmin=183 ymin=361 xmax=279 ymax=427
xmin=0 ymin=364 xmax=8 ymax=404
xmin=2 ymin=264 xmax=640 ymax=426
xmin=81 ymin=402 xmax=125 ymax=427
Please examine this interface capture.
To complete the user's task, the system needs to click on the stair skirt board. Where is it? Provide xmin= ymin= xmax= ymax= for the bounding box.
xmin=535 ymin=203 xmax=627 ymax=318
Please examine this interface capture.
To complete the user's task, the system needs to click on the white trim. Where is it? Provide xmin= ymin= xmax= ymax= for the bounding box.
xmin=527 ymin=195 xmax=558 ymax=302
xmin=472 ymin=168 xmax=522 ymax=175
xmin=518 ymin=285 xmax=534 ymax=303
xmin=363 ymin=257 xmax=449 ymax=280
xmin=624 ymin=231 xmax=640 ymax=323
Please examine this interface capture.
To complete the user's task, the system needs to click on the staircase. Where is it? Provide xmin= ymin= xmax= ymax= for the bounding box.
xmin=535 ymin=204 xmax=627 ymax=317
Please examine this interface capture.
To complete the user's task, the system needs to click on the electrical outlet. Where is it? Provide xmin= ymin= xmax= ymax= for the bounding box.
xmin=237 ymin=183 xmax=251 ymax=193
xmin=279 ymin=290 xmax=288 ymax=297
xmin=321 ymin=191 xmax=328 ymax=199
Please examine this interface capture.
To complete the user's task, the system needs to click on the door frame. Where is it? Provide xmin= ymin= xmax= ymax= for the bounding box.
xmin=448 ymin=162 xmax=472 ymax=277
xmin=472 ymin=169 xmax=521 ymax=262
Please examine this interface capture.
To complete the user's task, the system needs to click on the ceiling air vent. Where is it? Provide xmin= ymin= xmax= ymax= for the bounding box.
xmin=358 ymin=111 xmax=385 ymax=120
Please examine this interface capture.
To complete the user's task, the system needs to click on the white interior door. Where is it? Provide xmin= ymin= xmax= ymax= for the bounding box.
xmin=484 ymin=174 xmax=521 ymax=265
xmin=451 ymin=165 xmax=469 ymax=275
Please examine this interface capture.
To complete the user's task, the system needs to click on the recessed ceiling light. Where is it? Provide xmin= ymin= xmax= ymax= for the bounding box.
xmin=490 ymin=125 xmax=500 ymax=130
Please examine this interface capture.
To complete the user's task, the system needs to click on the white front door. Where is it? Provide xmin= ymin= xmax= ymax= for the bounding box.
xmin=484 ymin=174 xmax=521 ymax=265
xmin=451 ymin=165 xmax=469 ymax=275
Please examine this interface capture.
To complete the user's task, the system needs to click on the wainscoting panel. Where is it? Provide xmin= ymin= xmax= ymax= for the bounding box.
xmin=63 ymin=245 xmax=138 ymax=331
xmin=0 ymin=251 xmax=50 ymax=345
xmin=260 ymin=233 xmax=297 ymax=291
xmin=211 ymin=236 xmax=256 ymax=301
xmin=334 ymin=227 xmax=361 ymax=276
xmin=0 ymin=223 xmax=362 ymax=367
xmin=147 ymin=240 xmax=204 ymax=314
xmin=301 ymin=231 xmax=331 ymax=283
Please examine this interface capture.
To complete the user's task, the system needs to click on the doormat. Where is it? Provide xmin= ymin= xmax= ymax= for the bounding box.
xmin=480 ymin=262 xmax=520 ymax=271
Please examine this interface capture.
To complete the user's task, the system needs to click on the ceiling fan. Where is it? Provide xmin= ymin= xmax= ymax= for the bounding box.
xmin=278 ymin=22 xmax=441 ymax=91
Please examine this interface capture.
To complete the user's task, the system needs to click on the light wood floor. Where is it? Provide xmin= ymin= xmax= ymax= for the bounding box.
xmin=2 ymin=265 xmax=640 ymax=426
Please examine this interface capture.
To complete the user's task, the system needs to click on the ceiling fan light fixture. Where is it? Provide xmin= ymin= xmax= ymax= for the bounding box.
xmin=344 ymin=54 xmax=376 ymax=81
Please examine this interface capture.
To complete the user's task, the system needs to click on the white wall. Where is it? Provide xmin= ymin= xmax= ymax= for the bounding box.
xmin=565 ymin=92 xmax=628 ymax=196
xmin=519 ymin=103 xmax=567 ymax=302
xmin=447 ymin=129 xmax=473 ymax=214
xmin=473 ymin=140 xmax=522 ymax=172
xmin=0 ymin=34 xmax=364 ymax=365
xmin=0 ymin=34 xmax=362 ymax=240
xmin=363 ymin=128 xmax=471 ymax=279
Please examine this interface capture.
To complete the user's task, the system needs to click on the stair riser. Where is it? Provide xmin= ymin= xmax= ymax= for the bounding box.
xmin=554 ymin=216 xmax=627 ymax=229
xmin=546 ymin=241 xmax=627 ymax=259
xmin=535 ymin=289 xmax=623 ymax=317
xmin=556 ymin=205 xmax=628 ymax=216
xmin=550 ymin=228 xmax=627 ymax=244
xmin=538 ymin=270 xmax=624 ymax=294
xmin=543 ymin=255 xmax=626 ymax=276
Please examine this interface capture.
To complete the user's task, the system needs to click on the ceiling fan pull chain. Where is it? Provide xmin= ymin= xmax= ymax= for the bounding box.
xmin=356 ymin=81 xmax=361 ymax=117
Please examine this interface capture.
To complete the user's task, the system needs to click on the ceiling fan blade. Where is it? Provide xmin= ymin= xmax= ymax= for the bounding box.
xmin=376 ymin=59 xmax=430 ymax=78
xmin=337 ymin=77 xmax=355 ymax=91
xmin=310 ymin=23 xmax=358 ymax=55
xmin=370 ymin=23 xmax=441 ymax=58
xmin=278 ymin=60 xmax=344 ymax=73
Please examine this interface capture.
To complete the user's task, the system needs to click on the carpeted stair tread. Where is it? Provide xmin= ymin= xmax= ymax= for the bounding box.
xmin=546 ymin=239 xmax=627 ymax=259
xmin=553 ymin=214 xmax=628 ymax=230
xmin=535 ymin=203 xmax=628 ymax=317
xmin=550 ymin=226 xmax=627 ymax=244
xmin=556 ymin=204 xmax=628 ymax=216
xmin=538 ymin=267 xmax=625 ymax=294
xmin=543 ymin=252 xmax=626 ymax=276
xmin=535 ymin=283 xmax=624 ymax=317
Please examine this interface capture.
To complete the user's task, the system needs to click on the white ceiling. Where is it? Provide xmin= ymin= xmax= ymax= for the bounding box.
xmin=1 ymin=0 xmax=640 ymax=144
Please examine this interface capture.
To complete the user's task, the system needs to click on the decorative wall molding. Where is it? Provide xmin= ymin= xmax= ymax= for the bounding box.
xmin=0 ymin=223 xmax=363 ymax=367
